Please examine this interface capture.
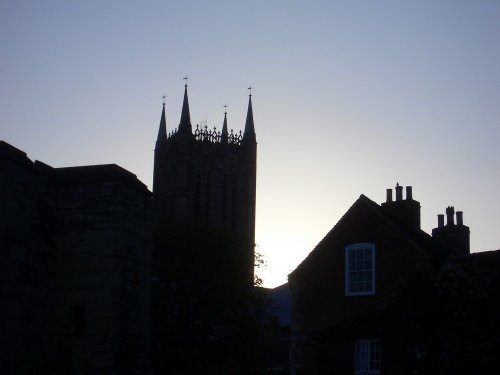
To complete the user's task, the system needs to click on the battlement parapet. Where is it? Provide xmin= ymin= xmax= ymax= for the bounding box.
xmin=167 ymin=124 xmax=243 ymax=145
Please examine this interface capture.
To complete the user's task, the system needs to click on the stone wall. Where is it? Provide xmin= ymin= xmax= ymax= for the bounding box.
xmin=0 ymin=141 xmax=153 ymax=375
xmin=48 ymin=167 xmax=153 ymax=374
xmin=0 ymin=142 xmax=53 ymax=374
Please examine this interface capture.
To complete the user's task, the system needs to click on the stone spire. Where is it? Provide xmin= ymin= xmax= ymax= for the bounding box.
xmin=221 ymin=106 xmax=229 ymax=144
xmin=242 ymin=92 xmax=256 ymax=143
xmin=156 ymin=102 xmax=167 ymax=147
xmin=178 ymin=83 xmax=192 ymax=134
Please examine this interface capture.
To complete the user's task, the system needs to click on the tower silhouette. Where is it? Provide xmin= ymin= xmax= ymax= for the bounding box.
xmin=153 ymin=84 xmax=257 ymax=281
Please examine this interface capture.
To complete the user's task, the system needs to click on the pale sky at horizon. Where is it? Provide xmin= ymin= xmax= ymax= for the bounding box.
xmin=1 ymin=1 xmax=499 ymax=287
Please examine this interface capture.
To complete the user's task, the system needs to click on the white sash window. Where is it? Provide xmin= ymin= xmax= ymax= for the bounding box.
xmin=354 ymin=339 xmax=381 ymax=374
xmin=345 ymin=243 xmax=376 ymax=296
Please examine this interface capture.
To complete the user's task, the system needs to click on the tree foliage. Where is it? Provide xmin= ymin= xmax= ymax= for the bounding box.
xmin=151 ymin=218 xmax=277 ymax=374
xmin=382 ymin=260 xmax=500 ymax=374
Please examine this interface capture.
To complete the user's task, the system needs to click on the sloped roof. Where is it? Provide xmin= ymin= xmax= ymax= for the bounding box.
xmin=1 ymin=140 xmax=151 ymax=195
xmin=54 ymin=164 xmax=151 ymax=194
xmin=289 ymin=194 xmax=452 ymax=279
xmin=0 ymin=140 xmax=34 ymax=168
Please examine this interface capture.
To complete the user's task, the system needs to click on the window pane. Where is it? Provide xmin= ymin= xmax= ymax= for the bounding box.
xmin=355 ymin=339 xmax=381 ymax=374
xmin=363 ymin=256 xmax=371 ymax=271
xmin=369 ymin=340 xmax=381 ymax=372
xmin=355 ymin=340 xmax=367 ymax=373
xmin=346 ymin=244 xmax=375 ymax=295
xmin=350 ymin=253 xmax=356 ymax=270
xmin=365 ymin=280 xmax=371 ymax=292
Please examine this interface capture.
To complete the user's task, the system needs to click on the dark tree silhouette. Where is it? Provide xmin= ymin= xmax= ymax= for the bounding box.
xmin=151 ymin=218 xmax=276 ymax=375
xmin=382 ymin=261 xmax=500 ymax=375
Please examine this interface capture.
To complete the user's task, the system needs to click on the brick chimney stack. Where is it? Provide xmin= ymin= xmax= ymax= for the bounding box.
xmin=381 ymin=183 xmax=421 ymax=229
xmin=432 ymin=206 xmax=470 ymax=256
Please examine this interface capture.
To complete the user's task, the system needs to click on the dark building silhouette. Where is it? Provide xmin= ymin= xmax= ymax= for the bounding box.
xmin=288 ymin=184 xmax=499 ymax=375
xmin=0 ymin=83 xmax=259 ymax=374
xmin=153 ymin=84 xmax=257 ymax=281
xmin=0 ymin=141 xmax=153 ymax=375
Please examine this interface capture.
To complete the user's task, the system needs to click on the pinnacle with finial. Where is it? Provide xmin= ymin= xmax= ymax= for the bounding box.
xmin=156 ymin=95 xmax=167 ymax=145
xmin=178 ymin=80 xmax=192 ymax=133
xmin=221 ymin=103 xmax=229 ymax=144
xmin=242 ymin=88 xmax=256 ymax=143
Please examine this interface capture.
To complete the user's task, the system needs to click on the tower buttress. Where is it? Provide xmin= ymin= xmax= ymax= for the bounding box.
xmin=153 ymin=103 xmax=167 ymax=194
xmin=240 ymin=93 xmax=257 ymax=280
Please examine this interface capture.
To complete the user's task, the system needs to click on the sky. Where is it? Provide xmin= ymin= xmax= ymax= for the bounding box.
xmin=1 ymin=0 xmax=499 ymax=287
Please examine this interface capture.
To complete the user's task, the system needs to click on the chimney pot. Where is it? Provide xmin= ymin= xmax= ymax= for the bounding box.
xmin=437 ymin=214 xmax=445 ymax=228
xmin=386 ymin=189 xmax=393 ymax=203
xmin=406 ymin=186 xmax=413 ymax=200
xmin=433 ymin=208 xmax=470 ymax=256
xmin=446 ymin=206 xmax=455 ymax=226
xmin=395 ymin=183 xmax=403 ymax=201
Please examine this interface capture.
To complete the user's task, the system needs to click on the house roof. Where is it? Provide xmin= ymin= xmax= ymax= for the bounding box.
xmin=0 ymin=140 xmax=151 ymax=195
xmin=289 ymin=194 xmax=453 ymax=279
xmin=53 ymin=164 xmax=151 ymax=194
xmin=0 ymin=140 xmax=35 ymax=168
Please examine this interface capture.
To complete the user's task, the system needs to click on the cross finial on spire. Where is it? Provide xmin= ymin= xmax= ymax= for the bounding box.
xmin=183 ymin=76 xmax=188 ymax=87
xmin=248 ymin=86 xmax=252 ymax=97
xmin=179 ymin=80 xmax=192 ymax=133
xmin=162 ymin=94 xmax=166 ymax=106
xmin=224 ymin=103 xmax=228 ymax=114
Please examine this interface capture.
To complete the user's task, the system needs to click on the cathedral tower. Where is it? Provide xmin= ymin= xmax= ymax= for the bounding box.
xmin=153 ymin=84 xmax=257 ymax=281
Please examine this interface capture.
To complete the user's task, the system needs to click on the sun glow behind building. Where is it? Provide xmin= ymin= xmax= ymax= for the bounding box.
xmin=1 ymin=1 xmax=499 ymax=287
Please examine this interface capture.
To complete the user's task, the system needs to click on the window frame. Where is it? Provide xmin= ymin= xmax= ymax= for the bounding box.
xmin=354 ymin=339 xmax=381 ymax=374
xmin=345 ymin=243 xmax=376 ymax=296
